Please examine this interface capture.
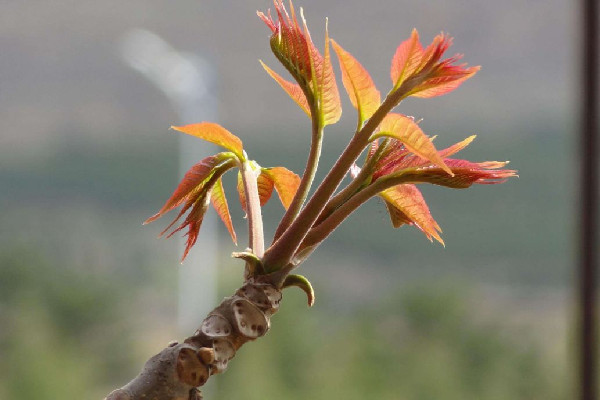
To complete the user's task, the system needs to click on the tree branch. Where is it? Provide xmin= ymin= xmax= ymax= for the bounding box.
xmin=294 ymin=168 xmax=422 ymax=260
xmin=262 ymin=87 xmax=411 ymax=270
xmin=314 ymin=138 xmax=390 ymax=226
xmin=105 ymin=279 xmax=283 ymax=400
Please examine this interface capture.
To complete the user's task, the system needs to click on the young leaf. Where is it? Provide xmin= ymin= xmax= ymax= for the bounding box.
xmin=257 ymin=171 xmax=276 ymax=206
xmin=236 ymin=171 xmax=247 ymax=214
xmin=260 ymin=1 xmax=341 ymax=126
xmin=262 ymin=167 xmax=301 ymax=209
xmin=439 ymin=135 xmax=476 ymax=158
xmin=380 ymin=184 xmax=444 ymax=245
xmin=331 ymin=39 xmax=380 ymax=123
xmin=211 ymin=177 xmax=237 ymax=244
xmin=260 ymin=60 xmax=311 ymax=117
xmin=381 ymin=159 xmax=517 ymax=189
xmin=391 ymin=28 xmax=423 ymax=89
xmin=237 ymin=169 xmax=275 ymax=213
xmin=172 ymin=123 xmax=244 ymax=160
xmin=232 ymin=251 xmax=265 ymax=275
xmin=316 ymin=21 xmax=342 ymax=126
xmin=411 ymin=63 xmax=480 ymax=98
xmin=258 ymin=1 xmax=313 ymax=83
xmin=374 ymin=135 xmax=477 ymax=179
xmin=373 ymin=113 xmax=452 ymax=176
xmin=390 ymin=30 xmax=479 ymax=98
xmin=145 ymin=155 xmax=237 ymax=262
xmin=144 ymin=154 xmax=231 ymax=225
xmin=282 ymin=274 xmax=315 ymax=306
xmin=419 ymin=33 xmax=452 ymax=72
xmin=171 ymin=192 xmax=211 ymax=262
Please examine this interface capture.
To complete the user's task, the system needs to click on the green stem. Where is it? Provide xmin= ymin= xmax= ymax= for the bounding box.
xmin=262 ymin=88 xmax=409 ymax=270
xmin=241 ymin=160 xmax=265 ymax=259
xmin=273 ymin=100 xmax=323 ymax=243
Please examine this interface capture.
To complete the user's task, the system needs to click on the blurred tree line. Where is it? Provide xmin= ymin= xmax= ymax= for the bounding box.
xmin=0 ymin=246 xmax=567 ymax=399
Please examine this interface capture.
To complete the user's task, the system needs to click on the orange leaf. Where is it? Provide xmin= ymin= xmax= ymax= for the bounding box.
xmin=257 ymin=171 xmax=275 ymax=206
xmin=390 ymin=29 xmax=423 ymax=89
xmin=317 ymin=22 xmax=342 ymax=126
xmin=236 ymin=171 xmax=247 ymax=214
xmin=331 ymin=39 xmax=380 ymax=122
xmin=144 ymin=154 xmax=224 ymax=225
xmin=389 ymin=31 xmax=479 ymax=98
xmin=375 ymin=113 xmax=453 ymax=176
xmin=236 ymin=169 xmax=275 ymax=214
xmin=411 ymin=65 xmax=480 ymax=98
xmin=210 ymin=177 xmax=237 ymax=245
xmin=144 ymin=155 xmax=237 ymax=263
xmin=172 ymin=123 xmax=244 ymax=160
xmin=380 ymin=184 xmax=444 ymax=245
xmin=260 ymin=60 xmax=311 ymax=117
xmin=439 ymin=135 xmax=476 ymax=158
xmin=263 ymin=166 xmax=301 ymax=209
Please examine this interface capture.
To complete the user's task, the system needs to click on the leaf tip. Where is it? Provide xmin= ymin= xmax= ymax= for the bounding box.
xmin=282 ymin=274 xmax=315 ymax=307
xmin=143 ymin=213 xmax=160 ymax=225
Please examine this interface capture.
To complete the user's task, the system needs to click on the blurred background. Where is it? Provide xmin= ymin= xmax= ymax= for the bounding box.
xmin=0 ymin=0 xmax=585 ymax=398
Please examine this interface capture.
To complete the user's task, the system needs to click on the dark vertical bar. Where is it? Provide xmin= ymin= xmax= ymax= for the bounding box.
xmin=580 ymin=0 xmax=598 ymax=399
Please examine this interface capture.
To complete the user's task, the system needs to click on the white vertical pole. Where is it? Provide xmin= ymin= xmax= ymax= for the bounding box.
xmin=119 ymin=30 xmax=219 ymax=335
xmin=175 ymin=64 xmax=219 ymax=335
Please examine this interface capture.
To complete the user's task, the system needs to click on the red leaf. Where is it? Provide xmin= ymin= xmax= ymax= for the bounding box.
xmin=411 ymin=64 xmax=480 ymax=98
xmin=375 ymin=135 xmax=477 ymax=179
xmin=158 ymin=188 xmax=211 ymax=263
xmin=144 ymin=154 xmax=236 ymax=263
xmin=391 ymin=29 xmax=423 ymax=88
xmin=390 ymin=30 xmax=479 ymax=98
xmin=263 ymin=166 xmax=301 ymax=209
xmin=380 ymin=184 xmax=444 ymax=245
xmin=144 ymin=154 xmax=224 ymax=225
xmin=375 ymin=113 xmax=452 ymax=176
xmin=331 ymin=39 xmax=380 ymax=122
xmin=388 ymin=159 xmax=517 ymax=189
xmin=259 ymin=1 xmax=341 ymax=126
xmin=258 ymin=1 xmax=313 ymax=82
xmin=260 ymin=60 xmax=311 ymax=117
xmin=419 ymin=33 xmax=453 ymax=71
xmin=210 ymin=177 xmax=237 ymax=244
xmin=176 ymin=194 xmax=211 ymax=263
xmin=171 ymin=123 xmax=244 ymax=160
xmin=373 ymin=139 xmax=411 ymax=179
